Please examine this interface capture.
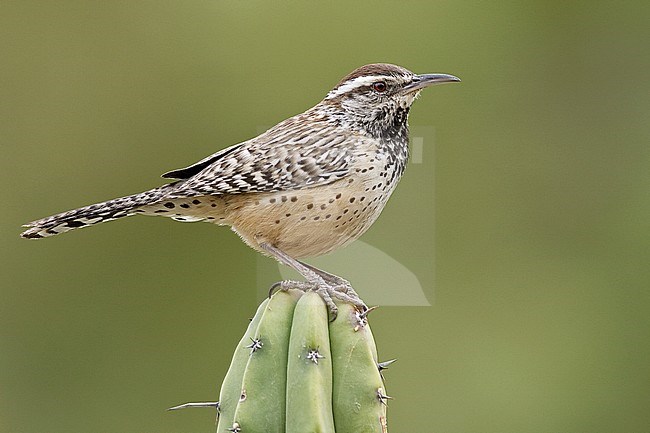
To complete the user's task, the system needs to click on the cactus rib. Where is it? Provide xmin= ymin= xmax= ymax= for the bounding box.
xmin=286 ymin=291 xmax=336 ymax=433
xmin=216 ymin=298 xmax=268 ymax=430
xmin=330 ymin=302 xmax=388 ymax=433
xmin=227 ymin=289 xmax=301 ymax=432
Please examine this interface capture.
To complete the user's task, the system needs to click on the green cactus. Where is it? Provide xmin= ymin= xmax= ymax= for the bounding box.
xmin=213 ymin=289 xmax=390 ymax=433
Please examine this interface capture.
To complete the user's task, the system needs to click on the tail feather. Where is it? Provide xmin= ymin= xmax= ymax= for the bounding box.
xmin=21 ymin=184 xmax=176 ymax=239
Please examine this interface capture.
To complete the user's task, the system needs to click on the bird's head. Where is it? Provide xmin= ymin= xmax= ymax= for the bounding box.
xmin=321 ymin=63 xmax=460 ymax=139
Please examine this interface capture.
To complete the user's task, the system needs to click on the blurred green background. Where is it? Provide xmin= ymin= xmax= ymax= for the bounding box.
xmin=1 ymin=1 xmax=649 ymax=432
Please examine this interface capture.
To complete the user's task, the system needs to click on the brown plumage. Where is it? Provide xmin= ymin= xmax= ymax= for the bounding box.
xmin=21 ymin=63 xmax=460 ymax=315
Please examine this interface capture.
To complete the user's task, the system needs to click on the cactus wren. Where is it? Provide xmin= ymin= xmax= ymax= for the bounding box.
xmin=21 ymin=63 xmax=459 ymax=316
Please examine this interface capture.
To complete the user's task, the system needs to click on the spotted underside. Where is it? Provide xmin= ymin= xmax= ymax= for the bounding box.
xmin=139 ymin=142 xmax=402 ymax=258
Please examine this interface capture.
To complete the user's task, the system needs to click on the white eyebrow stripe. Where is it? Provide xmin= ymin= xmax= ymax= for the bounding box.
xmin=325 ymin=75 xmax=386 ymax=99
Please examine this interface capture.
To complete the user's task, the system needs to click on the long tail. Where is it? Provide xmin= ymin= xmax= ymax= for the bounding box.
xmin=21 ymin=184 xmax=177 ymax=239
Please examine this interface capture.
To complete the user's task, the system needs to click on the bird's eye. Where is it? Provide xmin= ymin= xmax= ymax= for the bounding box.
xmin=371 ymin=81 xmax=387 ymax=93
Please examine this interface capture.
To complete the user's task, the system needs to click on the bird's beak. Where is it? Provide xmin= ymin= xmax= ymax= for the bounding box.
xmin=401 ymin=73 xmax=461 ymax=94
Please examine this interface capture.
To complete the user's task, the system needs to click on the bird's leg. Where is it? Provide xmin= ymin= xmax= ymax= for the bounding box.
xmin=260 ymin=243 xmax=367 ymax=318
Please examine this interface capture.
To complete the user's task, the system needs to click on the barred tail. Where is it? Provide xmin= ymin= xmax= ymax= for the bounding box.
xmin=21 ymin=184 xmax=176 ymax=239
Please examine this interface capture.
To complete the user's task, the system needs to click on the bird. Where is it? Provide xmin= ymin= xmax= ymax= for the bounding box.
xmin=21 ymin=63 xmax=460 ymax=317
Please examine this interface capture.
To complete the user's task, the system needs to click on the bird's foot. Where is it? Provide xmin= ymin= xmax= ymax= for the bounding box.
xmin=269 ymin=278 xmax=367 ymax=321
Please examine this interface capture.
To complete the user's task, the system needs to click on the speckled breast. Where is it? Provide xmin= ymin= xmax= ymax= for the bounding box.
xmin=224 ymin=156 xmax=402 ymax=259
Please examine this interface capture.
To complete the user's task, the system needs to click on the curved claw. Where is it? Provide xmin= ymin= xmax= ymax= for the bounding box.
xmin=268 ymin=281 xmax=283 ymax=298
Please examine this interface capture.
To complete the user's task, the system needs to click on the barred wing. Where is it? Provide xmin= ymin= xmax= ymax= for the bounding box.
xmin=168 ymin=116 xmax=359 ymax=197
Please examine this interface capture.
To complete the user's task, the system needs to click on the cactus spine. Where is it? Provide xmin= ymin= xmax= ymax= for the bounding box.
xmin=213 ymin=289 xmax=389 ymax=432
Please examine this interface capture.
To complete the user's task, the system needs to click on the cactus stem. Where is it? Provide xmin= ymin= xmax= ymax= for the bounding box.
xmin=217 ymin=290 xmax=388 ymax=432
xmin=376 ymin=388 xmax=393 ymax=406
xmin=166 ymin=401 xmax=220 ymax=411
xmin=244 ymin=337 xmax=263 ymax=354
xmin=306 ymin=348 xmax=325 ymax=364
xmin=227 ymin=422 xmax=242 ymax=432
